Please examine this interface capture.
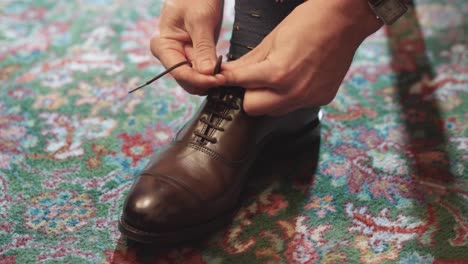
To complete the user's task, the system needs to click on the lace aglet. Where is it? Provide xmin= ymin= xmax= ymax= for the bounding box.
xmin=213 ymin=55 xmax=223 ymax=75
xmin=128 ymin=83 xmax=148 ymax=94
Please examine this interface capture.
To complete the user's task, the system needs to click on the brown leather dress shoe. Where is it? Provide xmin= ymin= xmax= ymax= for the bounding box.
xmin=119 ymin=0 xmax=319 ymax=244
xmin=118 ymin=86 xmax=320 ymax=244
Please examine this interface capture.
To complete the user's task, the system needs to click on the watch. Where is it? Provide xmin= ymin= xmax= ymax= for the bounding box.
xmin=368 ymin=0 xmax=408 ymax=25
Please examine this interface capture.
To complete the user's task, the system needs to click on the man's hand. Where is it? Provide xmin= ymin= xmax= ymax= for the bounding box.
xmin=150 ymin=0 xmax=226 ymax=95
xmin=221 ymin=0 xmax=382 ymax=116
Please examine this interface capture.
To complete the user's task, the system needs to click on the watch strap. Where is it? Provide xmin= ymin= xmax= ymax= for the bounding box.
xmin=368 ymin=0 xmax=408 ymax=25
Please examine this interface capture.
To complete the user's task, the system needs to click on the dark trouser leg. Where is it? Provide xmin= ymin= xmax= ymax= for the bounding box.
xmin=228 ymin=0 xmax=305 ymax=60
xmin=227 ymin=0 xmax=320 ymax=123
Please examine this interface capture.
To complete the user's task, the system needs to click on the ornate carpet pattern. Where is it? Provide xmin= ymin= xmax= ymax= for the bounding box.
xmin=0 ymin=0 xmax=467 ymax=263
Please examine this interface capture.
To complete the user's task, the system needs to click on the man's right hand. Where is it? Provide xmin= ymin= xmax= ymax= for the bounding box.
xmin=150 ymin=0 xmax=226 ymax=95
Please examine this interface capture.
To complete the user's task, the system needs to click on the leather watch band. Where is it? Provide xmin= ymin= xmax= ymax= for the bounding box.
xmin=368 ymin=0 xmax=408 ymax=25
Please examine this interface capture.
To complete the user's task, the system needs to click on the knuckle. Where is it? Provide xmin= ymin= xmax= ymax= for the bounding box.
xmin=194 ymin=39 xmax=214 ymax=53
xmin=269 ymin=63 xmax=289 ymax=84
xmin=150 ymin=36 xmax=163 ymax=58
xmin=191 ymin=13 xmax=209 ymax=24
xmin=190 ymin=5 xmax=217 ymax=23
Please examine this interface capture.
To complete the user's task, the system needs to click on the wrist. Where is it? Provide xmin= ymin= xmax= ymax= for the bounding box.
xmin=304 ymin=0 xmax=383 ymax=44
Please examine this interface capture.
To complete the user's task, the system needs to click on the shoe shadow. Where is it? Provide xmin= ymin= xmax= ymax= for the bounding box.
xmin=109 ymin=130 xmax=321 ymax=263
xmin=385 ymin=2 xmax=455 ymax=193
xmin=384 ymin=4 xmax=468 ymax=258
xmin=243 ymin=130 xmax=321 ymax=199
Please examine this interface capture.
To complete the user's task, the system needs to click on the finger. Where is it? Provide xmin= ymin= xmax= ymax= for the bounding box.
xmin=183 ymin=44 xmax=195 ymax=61
xmin=150 ymin=37 xmax=223 ymax=89
xmin=181 ymin=45 xmax=225 ymax=94
xmin=243 ymin=89 xmax=300 ymax=116
xmin=177 ymin=80 xmax=205 ymax=95
xmin=183 ymin=44 xmax=226 ymax=81
xmin=190 ymin=26 xmax=217 ymax=74
xmin=221 ymin=47 xmax=266 ymax=71
xmin=221 ymin=59 xmax=278 ymax=88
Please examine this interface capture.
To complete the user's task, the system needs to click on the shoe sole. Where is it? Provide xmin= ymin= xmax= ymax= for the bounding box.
xmin=118 ymin=119 xmax=320 ymax=245
xmin=118 ymin=207 xmax=237 ymax=245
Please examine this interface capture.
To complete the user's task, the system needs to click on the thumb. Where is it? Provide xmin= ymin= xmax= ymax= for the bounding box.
xmin=191 ymin=27 xmax=217 ymax=75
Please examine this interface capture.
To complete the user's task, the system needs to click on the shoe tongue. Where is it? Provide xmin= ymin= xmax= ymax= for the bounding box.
xmin=208 ymin=86 xmax=244 ymax=99
xmin=223 ymin=86 xmax=245 ymax=98
xmin=195 ymin=87 xmax=243 ymax=144
xmin=204 ymin=87 xmax=243 ymax=122
xmin=193 ymin=57 xmax=245 ymax=144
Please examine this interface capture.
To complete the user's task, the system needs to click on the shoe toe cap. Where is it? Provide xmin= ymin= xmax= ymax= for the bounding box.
xmin=121 ymin=174 xmax=199 ymax=232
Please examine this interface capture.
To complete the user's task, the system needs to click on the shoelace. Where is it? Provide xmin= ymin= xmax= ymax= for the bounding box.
xmin=194 ymin=89 xmax=240 ymax=144
xmin=129 ymin=56 xmax=240 ymax=145
xmin=128 ymin=60 xmax=193 ymax=94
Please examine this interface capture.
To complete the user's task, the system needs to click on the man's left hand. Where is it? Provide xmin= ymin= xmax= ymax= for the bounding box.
xmin=221 ymin=0 xmax=382 ymax=116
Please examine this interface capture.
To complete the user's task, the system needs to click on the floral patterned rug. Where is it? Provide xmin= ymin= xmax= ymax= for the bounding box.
xmin=1 ymin=0 xmax=467 ymax=263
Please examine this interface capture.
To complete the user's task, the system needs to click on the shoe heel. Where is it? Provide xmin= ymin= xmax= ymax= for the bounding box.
xmin=261 ymin=119 xmax=321 ymax=159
